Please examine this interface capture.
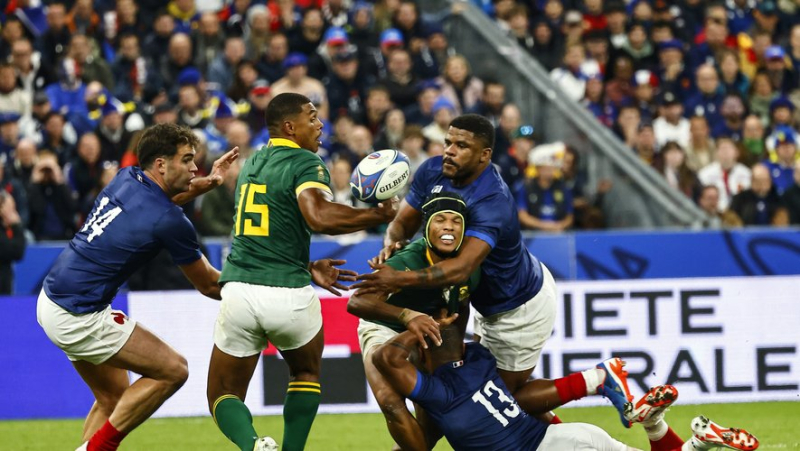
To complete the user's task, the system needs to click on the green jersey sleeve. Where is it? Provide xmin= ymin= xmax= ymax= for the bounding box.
xmin=294 ymin=153 xmax=332 ymax=197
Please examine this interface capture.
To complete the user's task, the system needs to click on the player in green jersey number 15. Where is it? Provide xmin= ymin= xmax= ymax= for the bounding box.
xmin=206 ymin=93 xmax=398 ymax=451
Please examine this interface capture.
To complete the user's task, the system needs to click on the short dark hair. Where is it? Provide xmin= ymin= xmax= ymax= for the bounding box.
xmin=449 ymin=114 xmax=495 ymax=149
xmin=425 ymin=324 xmax=464 ymax=366
xmin=265 ymin=92 xmax=312 ymax=133
xmin=136 ymin=123 xmax=199 ymax=169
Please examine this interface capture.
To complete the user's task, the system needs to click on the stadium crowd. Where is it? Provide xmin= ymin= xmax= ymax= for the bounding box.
xmin=0 ymin=0 xmax=799 ymax=262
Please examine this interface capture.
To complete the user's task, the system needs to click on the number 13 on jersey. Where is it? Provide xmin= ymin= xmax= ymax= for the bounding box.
xmin=235 ymin=183 xmax=269 ymax=236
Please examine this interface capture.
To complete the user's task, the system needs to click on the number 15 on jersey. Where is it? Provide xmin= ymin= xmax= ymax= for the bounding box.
xmin=235 ymin=183 xmax=269 ymax=236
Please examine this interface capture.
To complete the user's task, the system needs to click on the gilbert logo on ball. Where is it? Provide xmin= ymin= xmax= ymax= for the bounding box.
xmin=350 ymin=149 xmax=411 ymax=203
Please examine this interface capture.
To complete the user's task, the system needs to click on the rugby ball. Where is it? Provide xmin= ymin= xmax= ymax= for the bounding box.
xmin=350 ymin=149 xmax=410 ymax=203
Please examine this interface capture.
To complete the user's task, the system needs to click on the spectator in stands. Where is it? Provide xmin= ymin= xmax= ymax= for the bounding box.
xmin=225 ymin=120 xmax=253 ymax=160
xmin=508 ymin=4 xmax=534 ymax=54
xmin=0 ymin=113 xmax=21 ymax=160
xmin=245 ymin=81 xmax=271 ymax=137
xmin=0 ymin=18 xmax=23 ymax=61
xmin=604 ymin=1 xmax=627 ymax=49
xmin=257 ymin=32 xmax=289 ymax=84
xmin=530 ymin=19 xmax=560 ymax=72
xmin=0 ymin=63 xmax=29 ymax=118
xmin=614 ymin=104 xmax=641 ymax=148
xmin=494 ymin=103 xmax=522 ymax=157
xmin=27 ymin=151 xmax=77 ymax=241
xmin=561 ymin=10 xmax=586 ymax=48
xmin=9 ymin=139 xmax=37 ymax=190
xmin=198 ymin=158 xmax=241 ymax=237
xmin=328 ymin=115 xmax=355 ymax=162
xmin=468 ymin=80 xmax=505 ymax=128
xmin=271 ymin=52 xmax=329 ymax=119
xmin=728 ymin=163 xmax=788 ymax=226
xmin=768 ymin=96 xmax=796 ymax=134
xmin=159 ymin=33 xmax=195 ymax=97
xmin=97 ymin=102 xmax=133 ymax=164
xmin=227 ymin=60 xmax=260 ymax=102
xmin=393 ymin=1 xmax=428 ymax=43
xmin=0 ymin=189 xmax=25 ymax=295
xmin=67 ymin=132 xmax=105 ymax=216
xmin=698 ymin=137 xmax=752 ymax=211
xmin=604 ymin=55 xmax=634 ymax=106
xmin=398 ymin=125 xmax=427 ymax=175
xmin=741 ymin=114 xmax=767 ymax=166
xmin=633 ymin=121 xmax=658 ymax=165
xmin=517 ymin=142 xmax=573 ymax=232
xmin=584 ymin=29 xmax=611 ymax=75
xmin=403 ymin=80 xmax=439 ymax=126
xmin=420 ymin=24 xmax=450 ymax=78
xmin=111 ymin=0 xmax=147 ymax=44
xmin=764 ymin=45 xmax=797 ymax=93
xmin=654 ymin=90 xmax=690 ymax=149
xmin=718 ymin=48 xmax=750 ymax=97
xmin=749 ymin=71 xmax=776 ymax=123
xmin=497 ymin=124 xmax=535 ymax=190
xmin=654 ymin=141 xmax=700 ymax=199
xmin=112 ymin=33 xmax=159 ymax=103
xmin=167 ymin=0 xmax=200 ymax=34
xmin=685 ymin=115 xmax=716 ymax=172
xmin=616 ymin=21 xmax=657 ymax=72
xmin=40 ymin=3 xmax=71 ymax=64
xmin=11 ymin=39 xmax=55 ymax=101
xmin=40 ymin=112 xmax=75 ymax=166
xmin=244 ymin=6 xmax=272 ymax=61
xmin=551 ymin=43 xmax=586 ymax=102
xmin=782 ymin=160 xmax=800 ymax=224
xmin=349 ymin=2 xmax=379 ymax=52
xmin=632 ymin=69 xmax=658 ymax=122
xmin=764 ymin=126 xmax=798 ymax=194
xmin=713 ymin=93 xmax=747 ymax=141
xmin=322 ymin=0 xmax=349 ymax=28
xmin=204 ymin=99 xmax=235 ymax=158
xmin=656 ymin=39 xmax=693 ymax=98
xmin=0 ymin=150 xmax=29 ymax=228
xmin=152 ymin=102 xmax=178 ymax=125
xmin=208 ymin=37 xmax=247 ymax=93
xmin=422 ymin=97 xmax=456 ymax=145
xmin=582 ymin=72 xmax=614 ymax=127
xmin=177 ymin=85 xmax=208 ymax=129
xmin=380 ymin=48 xmax=419 ymax=110
xmin=438 ymin=55 xmax=483 ymax=114
xmin=143 ymin=10 xmax=177 ymax=70
xmin=364 ymin=85 xmax=393 ymax=135
xmin=329 ymin=158 xmax=359 ymax=207
xmin=193 ymin=11 xmax=225 ymax=74
xmin=290 ymin=8 xmax=325 ymax=56
xmin=374 ymin=109 xmax=405 ymax=151
xmin=67 ymin=34 xmax=114 ymax=89
xmin=696 ymin=185 xmax=737 ymax=229
xmin=685 ymin=64 xmax=725 ymax=129
xmin=347 ymin=125 xmax=375 ymax=164
xmin=751 ymin=1 xmax=780 ymax=43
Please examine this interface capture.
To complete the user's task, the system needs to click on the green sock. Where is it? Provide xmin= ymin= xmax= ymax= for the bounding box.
xmin=282 ymin=381 xmax=321 ymax=451
xmin=213 ymin=395 xmax=259 ymax=451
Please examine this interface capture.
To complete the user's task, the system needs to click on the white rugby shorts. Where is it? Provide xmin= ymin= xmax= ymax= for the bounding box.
xmin=473 ymin=264 xmax=557 ymax=372
xmin=36 ymin=289 xmax=136 ymax=365
xmin=538 ymin=423 xmax=630 ymax=450
xmin=356 ymin=319 xmax=399 ymax=362
xmin=214 ymin=282 xmax=322 ymax=357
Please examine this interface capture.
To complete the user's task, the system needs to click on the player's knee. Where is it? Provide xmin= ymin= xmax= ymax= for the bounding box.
xmin=164 ymin=354 xmax=189 ymax=388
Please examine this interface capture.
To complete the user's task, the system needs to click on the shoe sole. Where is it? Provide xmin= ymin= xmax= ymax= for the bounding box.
xmin=693 ymin=416 xmax=760 ymax=450
xmin=627 ymin=385 xmax=678 ymax=424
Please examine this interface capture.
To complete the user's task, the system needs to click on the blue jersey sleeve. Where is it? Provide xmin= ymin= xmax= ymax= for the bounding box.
xmin=405 ymin=159 xmax=437 ymax=211
xmin=153 ymin=209 xmax=203 ymax=265
xmin=408 ymin=369 xmax=449 ymax=411
xmin=465 ymin=193 xmax=506 ymax=249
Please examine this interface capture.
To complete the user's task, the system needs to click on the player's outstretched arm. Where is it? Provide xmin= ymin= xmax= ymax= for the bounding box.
xmin=355 ymin=237 xmax=491 ymax=294
xmin=347 ymin=290 xmax=443 ymax=347
xmin=179 ymin=255 xmax=222 ymax=300
xmin=172 ymin=147 xmax=240 ymax=206
xmin=297 ymin=188 xmax=398 ymax=234
xmin=372 ymin=331 xmax=421 ymax=398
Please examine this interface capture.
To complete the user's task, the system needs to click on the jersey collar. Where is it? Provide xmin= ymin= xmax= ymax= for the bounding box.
xmin=268 ymin=138 xmax=301 ymax=149
xmin=425 ymin=247 xmax=435 ymax=267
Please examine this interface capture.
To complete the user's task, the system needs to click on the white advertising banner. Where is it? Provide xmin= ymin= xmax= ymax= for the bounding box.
xmin=129 ymin=276 xmax=800 ymax=418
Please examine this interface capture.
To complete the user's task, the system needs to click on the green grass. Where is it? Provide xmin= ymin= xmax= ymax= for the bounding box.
xmin=1 ymin=402 xmax=797 ymax=450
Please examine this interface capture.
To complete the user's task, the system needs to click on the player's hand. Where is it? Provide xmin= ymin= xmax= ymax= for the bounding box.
xmin=204 ymin=146 xmax=240 ymax=187
xmin=375 ymin=196 xmax=400 ymax=223
xmin=352 ymin=263 xmax=402 ymax=295
xmin=404 ymin=313 xmax=442 ymax=349
xmin=369 ymin=240 xmax=408 ymax=268
xmin=310 ymin=258 xmax=357 ymax=297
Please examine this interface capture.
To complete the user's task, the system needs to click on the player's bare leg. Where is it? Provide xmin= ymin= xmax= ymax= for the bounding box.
xmin=206 ymin=346 xmax=261 ymax=451
xmin=279 ymin=327 xmax=325 ymax=451
xmin=72 ymin=366 xmax=129 ymax=441
xmin=364 ymin=350 xmax=428 ymax=450
xmin=74 ymin=324 xmax=189 ymax=450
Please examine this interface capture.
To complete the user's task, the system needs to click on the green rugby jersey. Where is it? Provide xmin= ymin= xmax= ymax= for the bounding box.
xmin=219 ymin=138 xmax=332 ymax=288
xmin=371 ymin=238 xmax=481 ymax=333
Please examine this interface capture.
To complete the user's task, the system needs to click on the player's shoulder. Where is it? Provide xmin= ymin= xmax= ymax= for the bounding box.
xmin=385 ymin=238 xmax=427 ymax=270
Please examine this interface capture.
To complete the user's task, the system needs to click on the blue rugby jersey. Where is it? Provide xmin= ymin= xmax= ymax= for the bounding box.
xmin=409 ymin=343 xmax=548 ymax=451
xmin=44 ymin=167 xmax=202 ymax=314
xmin=406 ymin=156 xmax=544 ymax=316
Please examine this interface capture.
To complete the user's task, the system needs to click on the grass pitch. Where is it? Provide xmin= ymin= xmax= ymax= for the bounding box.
xmin=1 ymin=402 xmax=797 ymax=450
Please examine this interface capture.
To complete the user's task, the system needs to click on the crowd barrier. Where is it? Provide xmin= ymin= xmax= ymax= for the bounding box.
xmin=11 ymin=228 xmax=800 ymax=295
xmin=3 ymin=276 xmax=797 ymax=420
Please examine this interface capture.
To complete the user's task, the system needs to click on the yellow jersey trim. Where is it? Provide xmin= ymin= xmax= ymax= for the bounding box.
xmin=296 ymin=181 xmax=332 ymax=196
xmin=268 ymin=138 xmax=301 ymax=149
xmin=211 ymin=394 xmax=240 ymax=425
